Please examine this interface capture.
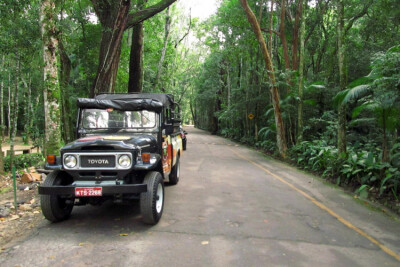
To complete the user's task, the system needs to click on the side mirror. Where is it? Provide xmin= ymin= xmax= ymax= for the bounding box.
xmin=77 ymin=128 xmax=87 ymax=138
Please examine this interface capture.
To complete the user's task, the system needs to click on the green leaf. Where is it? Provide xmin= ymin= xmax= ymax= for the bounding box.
xmin=352 ymin=102 xmax=375 ymax=118
xmin=343 ymin=84 xmax=371 ymax=104
xmin=387 ymin=44 xmax=400 ymax=53
xmin=380 ymin=175 xmax=393 ymax=195
xmin=355 ymin=184 xmax=369 ymax=198
xmin=349 ymin=118 xmax=375 ymax=127
xmin=264 ymin=108 xmax=274 ymax=118
xmin=333 ymin=89 xmax=350 ymax=108
xmin=348 ymin=77 xmax=373 ymax=88
xmin=303 ymin=99 xmax=316 ymax=106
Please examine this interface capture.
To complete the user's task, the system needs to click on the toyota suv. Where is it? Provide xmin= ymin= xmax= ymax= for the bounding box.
xmin=39 ymin=93 xmax=183 ymax=225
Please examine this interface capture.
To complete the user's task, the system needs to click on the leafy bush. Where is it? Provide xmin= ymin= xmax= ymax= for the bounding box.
xmin=255 ymin=140 xmax=276 ymax=152
xmin=289 ymin=140 xmax=341 ymax=178
xmin=289 ymin=141 xmax=400 ymax=200
xmin=4 ymin=153 xmax=45 ymax=172
xmin=221 ymin=128 xmax=241 ymax=139
xmin=240 ymin=135 xmax=255 ymax=145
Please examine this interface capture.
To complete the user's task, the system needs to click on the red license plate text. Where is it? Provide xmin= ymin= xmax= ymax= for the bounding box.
xmin=75 ymin=187 xmax=102 ymax=197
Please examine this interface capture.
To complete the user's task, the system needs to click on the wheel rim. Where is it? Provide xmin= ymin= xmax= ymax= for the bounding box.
xmin=156 ymin=183 xmax=163 ymax=213
xmin=177 ymin=161 xmax=180 ymax=178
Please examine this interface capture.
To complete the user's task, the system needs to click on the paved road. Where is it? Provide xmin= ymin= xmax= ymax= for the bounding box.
xmin=1 ymin=127 xmax=400 ymax=266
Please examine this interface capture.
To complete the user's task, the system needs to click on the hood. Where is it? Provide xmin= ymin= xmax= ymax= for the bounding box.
xmin=61 ymin=135 xmax=158 ymax=153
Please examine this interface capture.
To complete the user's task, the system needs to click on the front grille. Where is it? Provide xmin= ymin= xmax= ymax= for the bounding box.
xmin=80 ymin=155 xmax=116 ymax=168
xmin=63 ymin=152 xmax=133 ymax=170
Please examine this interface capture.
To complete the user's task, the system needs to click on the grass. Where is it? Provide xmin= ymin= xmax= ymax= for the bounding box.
xmin=0 ymin=187 xmax=12 ymax=194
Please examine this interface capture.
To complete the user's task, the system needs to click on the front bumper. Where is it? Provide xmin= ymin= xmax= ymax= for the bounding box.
xmin=38 ymin=184 xmax=147 ymax=196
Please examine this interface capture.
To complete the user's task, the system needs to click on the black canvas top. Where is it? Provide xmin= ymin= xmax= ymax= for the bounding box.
xmin=96 ymin=93 xmax=174 ymax=107
xmin=77 ymin=93 xmax=175 ymax=113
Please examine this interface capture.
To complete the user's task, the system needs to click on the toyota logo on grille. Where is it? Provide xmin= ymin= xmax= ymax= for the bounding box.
xmin=80 ymin=155 xmax=116 ymax=168
xmin=88 ymin=159 xmax=109 ymax=164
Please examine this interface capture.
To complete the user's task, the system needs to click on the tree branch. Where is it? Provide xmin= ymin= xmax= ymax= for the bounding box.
xmin=125 ymin=0 xmax=177 ymax=30
xmin=175 ymin=10 xmax=191 ymax=48
xmin=261 ymin=28 xmax=280 ymax=37
xmin=305 ymin=0 xmax=331 ymax=45
xmin=344 ymin=1 xmax=372 ymax=36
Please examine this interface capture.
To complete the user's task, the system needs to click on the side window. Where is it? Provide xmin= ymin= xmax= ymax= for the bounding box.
xmin=174 ymin=105 xmax=181 ymax=121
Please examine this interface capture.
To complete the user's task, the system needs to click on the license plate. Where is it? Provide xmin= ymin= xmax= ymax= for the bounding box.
xmin=75 ymin=187 xmax=102 ymax=197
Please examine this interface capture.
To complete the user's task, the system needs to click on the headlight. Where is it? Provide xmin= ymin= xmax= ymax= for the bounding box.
xmin=118 ymin=155 xmax=131 ymax=168
xmin=64 ymin=155 xmax=77 ymax=168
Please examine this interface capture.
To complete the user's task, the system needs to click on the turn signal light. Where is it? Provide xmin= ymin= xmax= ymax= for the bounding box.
xmin=142 ymin=153 xmax=150 ymax=163
xmin=47 ymin=155 xmax=56 ymax=165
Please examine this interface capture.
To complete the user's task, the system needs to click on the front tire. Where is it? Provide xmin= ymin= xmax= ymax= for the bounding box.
xmin=40 ymin=171 xmax=74 ymax=222
xmin=140 ymin=172 xmax=164 ymax=225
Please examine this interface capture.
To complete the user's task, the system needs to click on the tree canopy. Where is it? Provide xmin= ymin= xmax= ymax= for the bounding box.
xmin=0 ymin=0 xmax=399 ymax=202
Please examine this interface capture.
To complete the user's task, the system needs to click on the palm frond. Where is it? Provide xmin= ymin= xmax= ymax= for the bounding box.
xmin=349 ymin=118 xmax=375 ymax=127
xmin=264 ymin=108 xmax=274 ymax=118
xmin=343 ymin=84 xmax=371 ymax=103
xmin=305 ymin=81 xmax=326 ymax=93
xmin=348 ymin=77 xmax=373 ymax=88
xmin=333 ymin=89 xmax=350 ymax=108
xmin=258 ymin=126 xmax=276 ymax=140
xmin=352 ymin=101 xmax=376 ymax=118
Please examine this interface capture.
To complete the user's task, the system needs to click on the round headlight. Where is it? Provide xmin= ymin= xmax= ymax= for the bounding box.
xmin=64 ymin=155 xmax=77 ymax=168
xmin=118 ymin=155 xmax=131 ymax=168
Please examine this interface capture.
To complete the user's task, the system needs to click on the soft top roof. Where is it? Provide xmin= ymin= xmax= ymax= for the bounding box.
xmin=77 ymin=93 xmax=175 ymax=113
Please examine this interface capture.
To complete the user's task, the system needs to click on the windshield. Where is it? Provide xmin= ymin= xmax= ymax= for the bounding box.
xmin=80 ymin=109 xmax=157 ymax=132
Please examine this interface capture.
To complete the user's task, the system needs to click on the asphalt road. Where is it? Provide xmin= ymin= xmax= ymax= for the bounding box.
xmin=1 ymin=127 xmax=400 ymax=266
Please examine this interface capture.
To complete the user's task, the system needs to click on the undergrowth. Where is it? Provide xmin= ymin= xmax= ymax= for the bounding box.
xmin=3 ymin=153 xmax=45 ymax=172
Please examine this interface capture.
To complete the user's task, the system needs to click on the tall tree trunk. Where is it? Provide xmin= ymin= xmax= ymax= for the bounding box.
xmin=9 ymin=58 xmax=20 ymax=171
xmin=213 ymin=62 xmax=225 ymax=134
xmin=91 ymin=0 xmax=177 ymax=96
xmin=21 ymin=75 xmax=31 ymax=144
xmin=154 ymin=7 xmax=171 ymax=91
xmin=292 ymin=0 xmax=303 ymax=71
xmin=189 ymin=87 xmax=197 ymax=126
xmin=58 ymin=6 xmax=74 ymax=143
xmin=337 ymin=0 xmax=347 ymax=155
xmin=0 ymin=55 xmax=5 ymax=173
xmin=315 ymin=23 xmax=328 ymax=74
xmin=297 ymin=0 xmax=305 ymax=143
xmin=128 ymin=0 xmax=146 ymax=93
xmin=128 ymin=23 xmax=144 ymax=93
xmin=58 ymin=40 xmax=73 ymax=142
xmin=8 ymin=69 xmax=11 ymax=140
xmin=40 ymin=0 xmax=62 ymax=156
xmin=91 ymin=0 xmax=130 ymax=97
xmin=240 ymin=0 xmax=288 ymax=158
xmin=269 ymin=0 xmax=274 ymax=59
xmin=279 ymin=0 xmax=290 ymax=70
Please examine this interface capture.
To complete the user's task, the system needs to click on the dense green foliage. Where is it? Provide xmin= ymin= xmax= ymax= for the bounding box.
xmin=0 ymin=0 xmax=399 ymax=204
xmin=189 ymin=0 xmax=400 ymax=202
xmin=4 ymin=153 xmax=45 ymax=172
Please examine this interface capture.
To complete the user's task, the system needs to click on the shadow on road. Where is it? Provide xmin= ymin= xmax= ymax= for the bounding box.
xmin=39 ymin=201 xmax=155 ymax=235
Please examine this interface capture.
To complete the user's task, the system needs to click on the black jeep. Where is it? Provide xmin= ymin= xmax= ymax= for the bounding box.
xmin=39 ymin=93 xmax=183 ymax=225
